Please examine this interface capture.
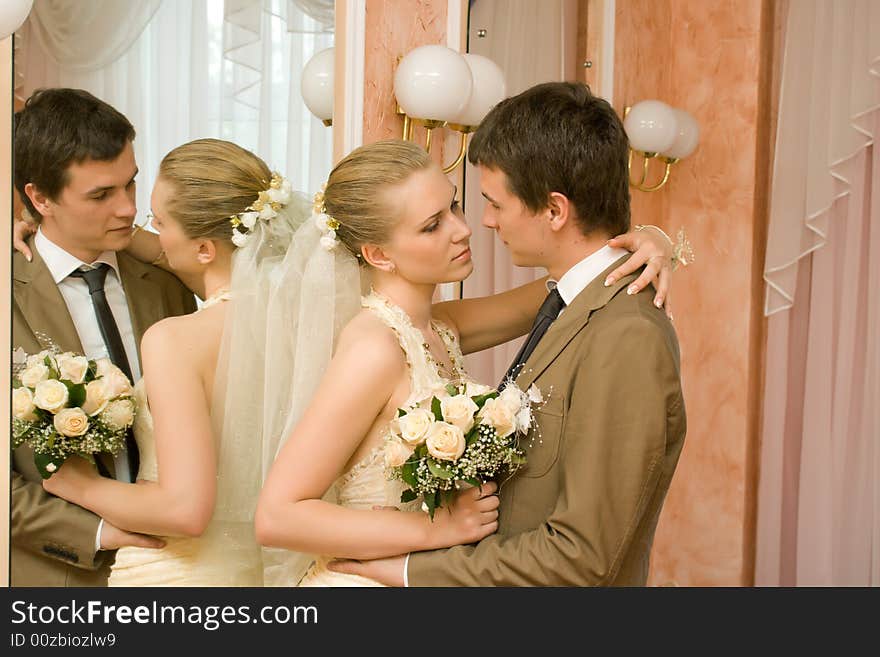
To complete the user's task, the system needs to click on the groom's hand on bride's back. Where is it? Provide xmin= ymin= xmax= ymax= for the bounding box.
xmin=99 ymin=520 xmax=165 ymax=551
xmin=329 ymin=484 xmax=500 ymax=586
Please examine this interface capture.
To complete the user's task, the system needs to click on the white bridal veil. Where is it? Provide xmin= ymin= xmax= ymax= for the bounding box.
xmin=210 ymin=190 xmax=364 ymax=586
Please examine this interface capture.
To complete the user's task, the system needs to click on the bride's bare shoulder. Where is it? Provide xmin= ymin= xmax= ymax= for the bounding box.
xmin=335 ymin=309 xmax=404 ymax=365
xmin=140 ymin=306 xmax=224 ymax=369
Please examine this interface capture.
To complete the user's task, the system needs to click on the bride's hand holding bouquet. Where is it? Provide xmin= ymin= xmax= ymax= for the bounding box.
xmin=385 ymin=380 xmax=542 ymax=518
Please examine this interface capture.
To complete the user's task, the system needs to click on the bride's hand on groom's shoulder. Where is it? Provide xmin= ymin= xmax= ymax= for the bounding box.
xmin=12 ymin=216 xmax=36 ymax=262
xmin=605 ymin=226 xmax=676 ymax=320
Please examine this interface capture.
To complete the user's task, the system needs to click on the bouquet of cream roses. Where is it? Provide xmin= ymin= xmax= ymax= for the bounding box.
xmin=384 ymin=380 xmax=542 ymax=518
xmin=11 ymin=348 xmax=137 ymax=479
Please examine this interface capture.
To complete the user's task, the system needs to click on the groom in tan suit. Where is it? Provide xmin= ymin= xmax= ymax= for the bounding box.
xmin=331 ymin=82 xmax=686 ymax=586
xmin=11 ymin=88 xmax=196 ymax=586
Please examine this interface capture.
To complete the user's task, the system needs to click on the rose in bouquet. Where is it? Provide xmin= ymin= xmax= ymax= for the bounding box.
xmin=384 ymin=380 xmax=543 ymax=518
xmin=11 ymin=348 xmax=136 ymax=479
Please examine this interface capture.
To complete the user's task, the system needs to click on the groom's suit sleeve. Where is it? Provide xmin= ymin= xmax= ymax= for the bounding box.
xmin=11 ymin=468 xmax=106 ymax=570
xmin=407 ymin=303 xmax=684 ymax=586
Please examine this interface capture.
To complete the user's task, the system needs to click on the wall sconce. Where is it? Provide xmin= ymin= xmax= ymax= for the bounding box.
xmin=0 ymin=0 xmax=32 ymax=39
xmin=301 ymin=46 xmax=335 ymax=126
xmin=623 ymin=100 xmax=699 ymax=191
xmin=393 ymin=45 xmax=506 ymax=174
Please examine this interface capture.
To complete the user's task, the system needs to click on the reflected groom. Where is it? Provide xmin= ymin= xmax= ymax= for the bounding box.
xmin=11 ymin=88 xmax=196 ymax=586
xmin=330 ymin=82 xmax=687 ymax=585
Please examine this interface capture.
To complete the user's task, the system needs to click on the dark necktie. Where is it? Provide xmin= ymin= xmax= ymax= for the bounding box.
xmin=68 ymin=263 xmax=138 ymax=481
xmin=500 ymin=287 xmax=566 ymax=388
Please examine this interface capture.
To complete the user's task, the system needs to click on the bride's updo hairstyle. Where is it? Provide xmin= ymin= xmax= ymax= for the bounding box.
xmin=157 ymin=138 xmax=272 ymax=242
xmin=322 ymin=139 xmax=431 ymax=261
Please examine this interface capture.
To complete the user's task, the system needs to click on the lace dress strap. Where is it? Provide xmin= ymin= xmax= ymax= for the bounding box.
xmin=362 ymin=291 xmax=451 ymax=404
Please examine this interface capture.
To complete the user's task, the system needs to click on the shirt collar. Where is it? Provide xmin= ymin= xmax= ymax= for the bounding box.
xmin=35 ymin=228 xmax=121 ymax=284
xmin=550 ymin=244 xmax=630 ymax=305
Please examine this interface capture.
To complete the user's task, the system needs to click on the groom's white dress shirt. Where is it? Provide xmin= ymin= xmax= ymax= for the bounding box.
xmin=35 ymin=228 xmax=142 ymax=549
xmin=403 ymin=244 xmax=629 ymax=586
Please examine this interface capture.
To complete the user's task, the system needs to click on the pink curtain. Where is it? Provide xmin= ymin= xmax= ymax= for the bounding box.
xmin=756 ymin=0 xmax=880 ymax=586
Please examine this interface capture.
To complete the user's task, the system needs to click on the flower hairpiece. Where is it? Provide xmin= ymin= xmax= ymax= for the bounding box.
xmin=229 ymin=172 xmax=293 ymax=248
xmin=312 ymin=183 xmax=341 ymax=251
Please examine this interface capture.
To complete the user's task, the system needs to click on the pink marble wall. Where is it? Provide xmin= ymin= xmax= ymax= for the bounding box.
xmin=363 ymin=0 xmax=448 ymax=165
xmin=614 ymin=0 xmax=770 ymax=586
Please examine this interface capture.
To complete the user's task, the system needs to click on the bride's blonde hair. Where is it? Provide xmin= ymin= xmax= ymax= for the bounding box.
xmin=158 ymin=138 xmax=273 ymax=242
xmin=322 ymin=139 xmax=432 ymax=260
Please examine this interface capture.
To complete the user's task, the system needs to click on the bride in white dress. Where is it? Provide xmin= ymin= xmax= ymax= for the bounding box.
xmin=41 ymin=138 xmax=302 ymax=586
xmin=254 ymin=140 xmax=676 ymax=586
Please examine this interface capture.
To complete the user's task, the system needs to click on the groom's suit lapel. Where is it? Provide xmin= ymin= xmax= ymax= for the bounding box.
xmin=116 ymin=251 xmax=165 ymax=363
xmin=13 ymin=244 xmax=85 ymax=355
xmin=514 ymin=254 xmax=640 ymax=393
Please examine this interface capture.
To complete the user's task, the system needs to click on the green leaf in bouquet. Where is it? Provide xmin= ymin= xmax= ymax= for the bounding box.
xmin=463 ymin=477 xmax=482 ymax=488
xmin=445 ymin=383 xmax=459 ymax=397
xmin=509 ymin=452 xmax=527 ymax=466
xmin=431 ymin=396 xmax=443 ymax=422
xmin=423 ymin=490 xmax=440 ymax=520
xmin=34 ymin=452 xmax=64 ymax=480
xmin=471 ymin=392 xmax=499 ymax=409
xmin=401 ymin=460 xmax=418 ymax=487
xmin=64 ymin=381 xmax=86 ymax=408
xmin=85 ymin=360 xmax=98 ymax=383
xmin=426 ymin=458 xmax=454 ymax=480
xmin=400 ymin=489 xmax=418 ymax=503
xmin=397 ymin=408 xmax=406 ymax=418
xmin=465 ymin=427 xmax=481 ymax=446
xmin=44 ymin=355 xmax=60 ymax=379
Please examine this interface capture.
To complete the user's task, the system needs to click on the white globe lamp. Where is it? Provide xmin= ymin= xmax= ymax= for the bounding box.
xmin=301 ymin=46 xmax=334 ymax=126
xmin=623 ymin=100 xmax=678 ymax=155
xmin=450 ymin=54 xmax=506 ymax=129
xmin=393 ymin=45 xmax=473 ymax=124
xmin=662 ymin=108 xmax=700 ymax=160
xmin=0 ymin=0 xmax=33 ymax=40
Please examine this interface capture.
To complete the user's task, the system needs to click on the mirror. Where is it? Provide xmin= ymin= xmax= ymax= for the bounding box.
xmin=13 ymin=0 xmax=335 ymax=222
xmin=461 ymin=0 xmax=603 ymax=384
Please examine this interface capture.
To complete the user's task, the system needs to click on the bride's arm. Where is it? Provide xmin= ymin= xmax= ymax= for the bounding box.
xmin=433 ymin=277 xmax=549 ymax=355
xmin=255 ymin=316 xmax=498 ymax=560
xmin=126 ymin=227 xmax=206 ymax=300
xmin=42 ymin=318 xmax=217 ymax=537
xmin=432 ymin=225 xmax=675 ymax=354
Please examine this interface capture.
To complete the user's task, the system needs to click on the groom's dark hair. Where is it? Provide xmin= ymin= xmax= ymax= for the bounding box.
xmin=468 ymin=81 xmax=630 ymax=237
xmin=14 ymin=87 xmax=136 ymax=219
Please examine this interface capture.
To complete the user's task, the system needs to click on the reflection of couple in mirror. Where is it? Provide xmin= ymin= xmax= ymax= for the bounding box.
xmin=12 ymin=79 xmax=684 ymax=587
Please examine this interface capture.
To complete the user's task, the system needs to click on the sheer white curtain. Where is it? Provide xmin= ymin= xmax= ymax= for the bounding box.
xmin=15 ymin=0 xmax=333 ymax=221
xmin=756 ymin=0 xmax=879 ymax=586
